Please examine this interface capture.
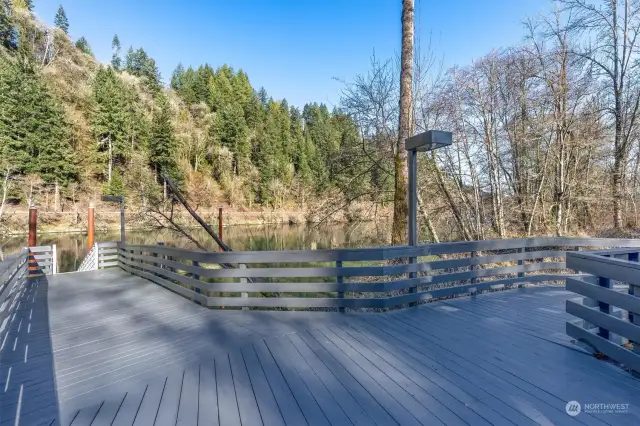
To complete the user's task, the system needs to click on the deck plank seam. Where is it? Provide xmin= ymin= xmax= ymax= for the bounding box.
xmin=368 ymin=314 xmax=617 ymax=426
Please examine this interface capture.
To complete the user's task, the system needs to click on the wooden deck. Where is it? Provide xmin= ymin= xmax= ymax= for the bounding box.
xmin=1 ymin=268 xmax=639 ymax=426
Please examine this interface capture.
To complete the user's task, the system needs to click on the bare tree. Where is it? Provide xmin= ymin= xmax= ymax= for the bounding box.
xmin=561 ymin=0 xmax=640 ymax=228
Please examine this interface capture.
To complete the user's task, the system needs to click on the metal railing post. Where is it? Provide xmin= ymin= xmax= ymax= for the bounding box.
xmin=337 ymin=260 xmax=344 ymax=313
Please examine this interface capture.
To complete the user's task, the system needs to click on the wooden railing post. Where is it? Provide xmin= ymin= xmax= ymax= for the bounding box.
xmin=240 ymin=263 xmax=248 ymax=311
xmin=517 ymin=247 xmax=525 ymax=278
xmin=629 ymin=251 xmax=639 ymax=356
xmin=52 ymin=244 xmax=57 ymax=275
xmin=597 ymin=274 xmax=612 ymax=340
xmin=337 ymin=260 xmax=344 ymax=313
xmin=470 ymin=251 xmax=477 ymax=285
xmin=409 ymin=252 xmax=418 ymax=307
xmin=193 ymin=260 xmax=201 ymax=294
xmin=152 ymin=249 xmax=159 ymax=270
xmin=158 ymin=242 xmax=165 ymax=271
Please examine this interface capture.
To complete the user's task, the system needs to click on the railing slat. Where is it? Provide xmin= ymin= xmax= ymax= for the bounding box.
xmin=566 ymin=322 xmax=640 ymax=372
xmin=566 ymin=300 xmax=640 ymax=344
xmin=566 ymin=277 xmax=640 ymax=315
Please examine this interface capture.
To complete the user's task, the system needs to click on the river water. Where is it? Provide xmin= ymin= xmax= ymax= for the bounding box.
xmin=1 ymin=223 xmax=391 ymax=273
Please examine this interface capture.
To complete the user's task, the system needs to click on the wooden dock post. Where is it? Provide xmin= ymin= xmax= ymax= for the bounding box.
xmin=28 ymin=206 xmax=37 ymax=247
xmin=28 ymin=206 xmax=38 ymax=278
xmin=87 ymin=202 xmax=95 ymax=249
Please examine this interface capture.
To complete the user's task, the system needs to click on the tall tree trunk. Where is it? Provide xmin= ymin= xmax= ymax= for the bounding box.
xmin=54 ymin=181 xmax=60 ymax=212
xmin=391 ymin=0 xmax=414 ymax=245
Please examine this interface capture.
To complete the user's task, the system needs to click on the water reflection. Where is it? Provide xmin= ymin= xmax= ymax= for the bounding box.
xmin=1 ymin=223 xmax=390 ymax=273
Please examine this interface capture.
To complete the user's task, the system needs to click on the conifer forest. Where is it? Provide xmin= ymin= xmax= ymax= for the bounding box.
xmin=2 ymin=0 xmax=640 ymax=242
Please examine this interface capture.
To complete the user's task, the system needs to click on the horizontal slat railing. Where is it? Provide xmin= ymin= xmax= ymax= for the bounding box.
xmin=97 ymin=241 xmax=119 ymax=269
xmin=566 ymin=249 xmax=640 ymax=373
xmin=28 ymin=245 xmax=56 ymax=276
xmin=116 ymin=237 xmax=640 ymax=311
xmin=0 ymin=249 xmax=29 ymax=346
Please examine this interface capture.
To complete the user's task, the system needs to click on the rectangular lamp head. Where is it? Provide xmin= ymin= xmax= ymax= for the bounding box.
xmin=405 ymin=130 xmax=453 ymax=152
xmin=101 ymin=195 xmax=123 ymax=203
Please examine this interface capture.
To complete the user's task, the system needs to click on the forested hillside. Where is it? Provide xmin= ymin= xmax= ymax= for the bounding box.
xmin=0 ymin=2 xmax=379 ymax=234
xmin=2 ymin=0 xmax=640 ymax=242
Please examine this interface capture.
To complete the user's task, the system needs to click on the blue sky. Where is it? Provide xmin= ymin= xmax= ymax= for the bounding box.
xmin=34 ymin=0 xmax=549 ymax=108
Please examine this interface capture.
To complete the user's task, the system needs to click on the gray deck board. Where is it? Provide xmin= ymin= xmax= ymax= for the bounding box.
xmin=284 ymin=333 xmax=376 ymax=426
xmin=197 ymin=364 xmax=219 ymax=426
xmin=109 ymin=384 xmax=147 ymax=426
xmin=324 ymin=326 xmax=471 ymax=426
xmin=262 ymin=338 xmax=330 ymax=426
xmin=228 ymin=348 xmax=263 ymax=426
xmin=239 ymin=343 xmax=285 ymax=426
xmin=5 ymin=268 xmax=640 ymax=425
xmin=252 ymin=340 xmax=308 ymax=426
xmin=373 ymin=313 xmax=594 ymax=425
xmin=214 ymin=355 xmax=242 ymax=426
xmin=292 ymin=332 xmax=400 ymax=426
xmin=132 ymin=376 xmax=166 ymax=425
xmin=154 ymin=369 xmax=184 ymax=426
xmin=175 ymin=366 xmax=199 ymax=426
xmin=265 ymin=335 xmax=354 ymax=426
xmin=312 ymin=327 xmax=448 ymax=426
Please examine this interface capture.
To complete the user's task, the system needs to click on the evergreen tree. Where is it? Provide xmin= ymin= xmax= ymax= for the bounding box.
xmin=54 ymin=5 xmax=69 ymax=34
xmin=111 ymin=34 xmax=121 ymax=70
xmin=170 ymin=62 xmax=184 ymax=91
xmin=194 ymin=64 xmax=213 ymax=104
xmin=208 ymin=65 xmax=234 ymax=112
xmin=211 ymin=102 xmax=249 ymax=175
xmin=75 ymin=36 xmax=92 ymax=55
xmin=91 ymin=66 xmax=132 ymax=181
xmin=257 ymin=87 xmax=269 ymax=107
xmin=0 ymin=0 xmax=17 ymax=50
xmin=290 ymin=106 xmax=312 ymax=185
xmin=125 ymin=46 xmax=134 ymax=71
xmin=149 ymin=94 xmax=179 ymax=182
xmin=0 ymin=61 xmax=77 ymax=186
xmin=125 ymin=47 xmax=161 ymax=91
xmin=178 ymin=66 xmax=198 ymax=104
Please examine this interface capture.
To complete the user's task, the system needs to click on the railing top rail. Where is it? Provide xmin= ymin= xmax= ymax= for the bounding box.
xmin=29 ymin=246 xmax=55 ymax=253
xmin=120 ymin=237 xmax=640 ymax=264
xmin=567 ymin=250 xmax=640 ymax=286
xmin=0 ymin=249 xmax=28 ymax=277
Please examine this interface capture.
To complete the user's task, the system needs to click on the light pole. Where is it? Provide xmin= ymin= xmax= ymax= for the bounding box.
xmin=405 ymin=130 xmax=453 ymax=247
xmin=101 ymin=195 xmax=125 ymax=243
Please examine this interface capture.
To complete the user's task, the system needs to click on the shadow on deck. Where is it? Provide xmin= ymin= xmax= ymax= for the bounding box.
xmin=0 ymin=275 xmax=60 ymax=425
xmin=2 ymin=268 xmax=639 ymax=426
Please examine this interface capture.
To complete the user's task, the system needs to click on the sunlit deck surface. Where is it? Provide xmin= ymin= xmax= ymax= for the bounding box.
xmin=2 ymin=268 xmax=639 ymax=426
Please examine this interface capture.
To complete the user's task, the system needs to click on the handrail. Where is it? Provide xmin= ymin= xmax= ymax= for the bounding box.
xmin=0 ymin=249 xmax=29 ymax=347
xmin=117 ymin=237 xmax=640 ymax=311
xmin=566 ymin=249 xmax=640 ymax=374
